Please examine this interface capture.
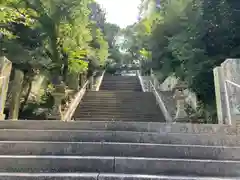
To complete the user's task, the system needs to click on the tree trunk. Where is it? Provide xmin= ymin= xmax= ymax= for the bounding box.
xmin=62 ymin=52 xmax=68 ymax=83
xmin=19 ymin=79 xmax=32 ymax=114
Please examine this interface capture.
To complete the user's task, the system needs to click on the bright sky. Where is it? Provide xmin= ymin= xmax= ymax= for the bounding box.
xmin=96 ymin=0 xmax=141 ymax=28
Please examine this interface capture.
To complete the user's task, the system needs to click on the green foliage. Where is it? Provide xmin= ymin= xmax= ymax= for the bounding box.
xmin=121 ymin=0 xmax=240 ymax=121
xmin=1 ymin=0 xmax=109 ymax=75
xmin=1 ymin=0 xmax=113 ymax=118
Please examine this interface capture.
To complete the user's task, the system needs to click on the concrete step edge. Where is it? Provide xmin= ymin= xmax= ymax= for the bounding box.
xmin=0 ymin=173 xmax=98 ymax=177
xmin=1 ymin=155 xmax=240 ymax=163
xmin=0 ymin=173 xmax=235 ymax=179
xmin=99 ymin=173 xmax=236 ymax=180
xmin=0 ymin=129 xmax=234 ymax=135
xmin=0 ymin=141 xmax=239 ymax=148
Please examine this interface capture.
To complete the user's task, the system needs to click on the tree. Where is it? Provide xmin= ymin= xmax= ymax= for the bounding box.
xmin=0 ymin=0 xmax=110 ymax=118
xmin=121 ymin=0 xmax=240 ymax=122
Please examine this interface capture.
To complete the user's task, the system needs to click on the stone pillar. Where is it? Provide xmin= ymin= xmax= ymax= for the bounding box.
xmin=67 ymin=71 xmax=80 ymax=91
xmin=213 ymin=66 xmax=227 ymax=124
xmin=89 ymin=76 xmax=94 ymax=90
xmin=0 ymin=57 xmax=12 ymax=120
xmin=148 ymin=80 xmax=151 ymax=92
xmin=174 ymin=81 xmax=188 ymax=122
xmin=8 ymin=69 xmax=24 ymax=120
xmin=80 ymin=73 xmax=86 ymax=88
xmin=48 ymin=83 xmax=66 ymax=120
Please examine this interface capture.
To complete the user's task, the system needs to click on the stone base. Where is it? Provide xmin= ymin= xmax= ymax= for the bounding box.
xmin=47 ymin=114 xmax=62 ymax=121
xmin=174 ymin=117 xmax=189 ymax=123
xmin=0 ymin=113 xmax=5 ymax=120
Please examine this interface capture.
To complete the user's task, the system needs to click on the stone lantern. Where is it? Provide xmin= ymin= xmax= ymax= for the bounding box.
xmin=48 ymin=81 xmax=66 ymax=120
xmin=173 ymin=81 xmax=188 ymax=122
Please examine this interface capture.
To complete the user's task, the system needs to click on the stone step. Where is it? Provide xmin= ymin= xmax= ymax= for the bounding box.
xmin=79 ymin=103 xmax=158 ymax=107
xmin=78 ymin=104 xmax=158 ymax=109
xmin=0 ymin=121 xmax=236 ymax=135
xmin=78 ymin=105 xmax=160 ymax=109
xmin=81 ymin=96 xmax=152 ymax=102
xmin=1 ymin=141 xmax=239 ymax=160
xmin=98 ymin=174 xmax=235 ymax=180
xmin=100 ymin=84 xmax=141 ymax=86
xmin=100 ymin=83 xmax=140 ymax=85
xmin=75 ymin=111 xmax=162 ymax=115
xmin=74 ymin=117 xmax=162 ymax=122
xmin=74 ymin=117 xmax=164 ymax=122
xmin=84 ymin=93 xmax=152 ymax=96
xmin=102 ymin=77 xmax=139 ymax=80
xmin=0 ymin=173 xmax=234 ymax=180
xmin=99 ymin=89 xmax=142 ymax=91
xmin=100 ymin=81 xmax=140 ymax=83
xmin=113 ymin=157 xmax=240 ymax=177
xmin=0 ymin=130 xmax=237 ymax=145
xmin=85 ymin=91 xmax=151 ymax=95
xmin=0 ymin=156 xmax=240 ymax=177
xmin=101 ymin=82 xmax=140 ymax=84
xmin=74 ymin=118 xmax=164 ymax=122
xmin=77 ymin=107 xmax=160 ymax=112
xmin=99 ymin=86 xmax=141 ymax=89
xmin=100 ymin=85 xmax=141 ymax=87
xmin=0 ymin=155 xmax=114 ymax=173
xmin=75 ymin=115 xmax=162 ymax=119
xmin=0 ymin=173 xmax=99 ymax=180
xmin=75 ymin=113 xmax=162 ymax=118
xmin=81 ymin=100 xmax=150 ymax=104
xmin=80 ymin=101 xmax=153 ymax=104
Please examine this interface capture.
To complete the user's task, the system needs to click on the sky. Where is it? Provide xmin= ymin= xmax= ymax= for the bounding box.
xmin=96 ymin=0 xmax=141 ymax=28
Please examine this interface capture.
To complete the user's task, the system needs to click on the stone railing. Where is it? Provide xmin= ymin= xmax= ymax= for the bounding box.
xmin=62 ymin=80 xmax=89 ymax=122
xmin=137 ymin=70 xmax=172 ymax=122
xmin=62 ymin=70 xmax=105 ymax=121
xmin=214 ymin=59 xmax=240 ymax=125
xmin=148 ymin=80 xmax=173 ymax=123
xmin=93 ymin=70 xmax=105 ymax=91
xmin=137 ymin=70 xmax=147 ymax=92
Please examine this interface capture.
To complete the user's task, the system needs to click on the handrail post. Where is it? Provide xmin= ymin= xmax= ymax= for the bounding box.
xmin=224 ymin=79 xmax=240 ymax=126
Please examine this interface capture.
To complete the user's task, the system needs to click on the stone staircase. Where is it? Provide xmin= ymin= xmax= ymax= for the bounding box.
xmin=0 ymin=121 xmax=239 ymax=179
xmin=73 ymin=75 xmax=165 ymax=122
xmin=0 ymin=74 xmax=239 ymax=179
xmin=100 ymin=75 xmax=142 ymax=91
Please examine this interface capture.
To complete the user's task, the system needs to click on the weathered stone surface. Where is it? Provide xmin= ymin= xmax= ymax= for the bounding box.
xmin=0 ymin=56 xmax=12 ymax=120
xmin=0 ymin=173 xmax=98 ymax=180
xmin=213 ymin=66 xmax=227 ymax=124
xmin=1 ymin=155 xmax=240 ymax=176
xmin=1 ymin=142 xmax=240 ymax=160
xmin=8 ymin=69 xmax=24 ymax=120
xmin=0 ymin=173 xmax=234 ymax=180
xmin=0 ymin=156 xmax=114 ymax=173
xmin=140 ymin=132 xmax=238 ymax=146
xmin=0 ymin=130 xmax=238 ymax=146
xmin=0 ymin=129 xmax=116 ymax=142
xmin=114 ymin=157 xmax=240 ymax=177
xmin=98 ymin=174 xmax=235 ymax=180
xmin=0 ymin=120 xmax=238 ymax=135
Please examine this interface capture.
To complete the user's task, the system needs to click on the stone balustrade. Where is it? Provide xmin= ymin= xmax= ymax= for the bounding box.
xmin=214 ymin=59 xmax=240 ymax=125
xmin=59 ymin=70 xmax=105 ymax=121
